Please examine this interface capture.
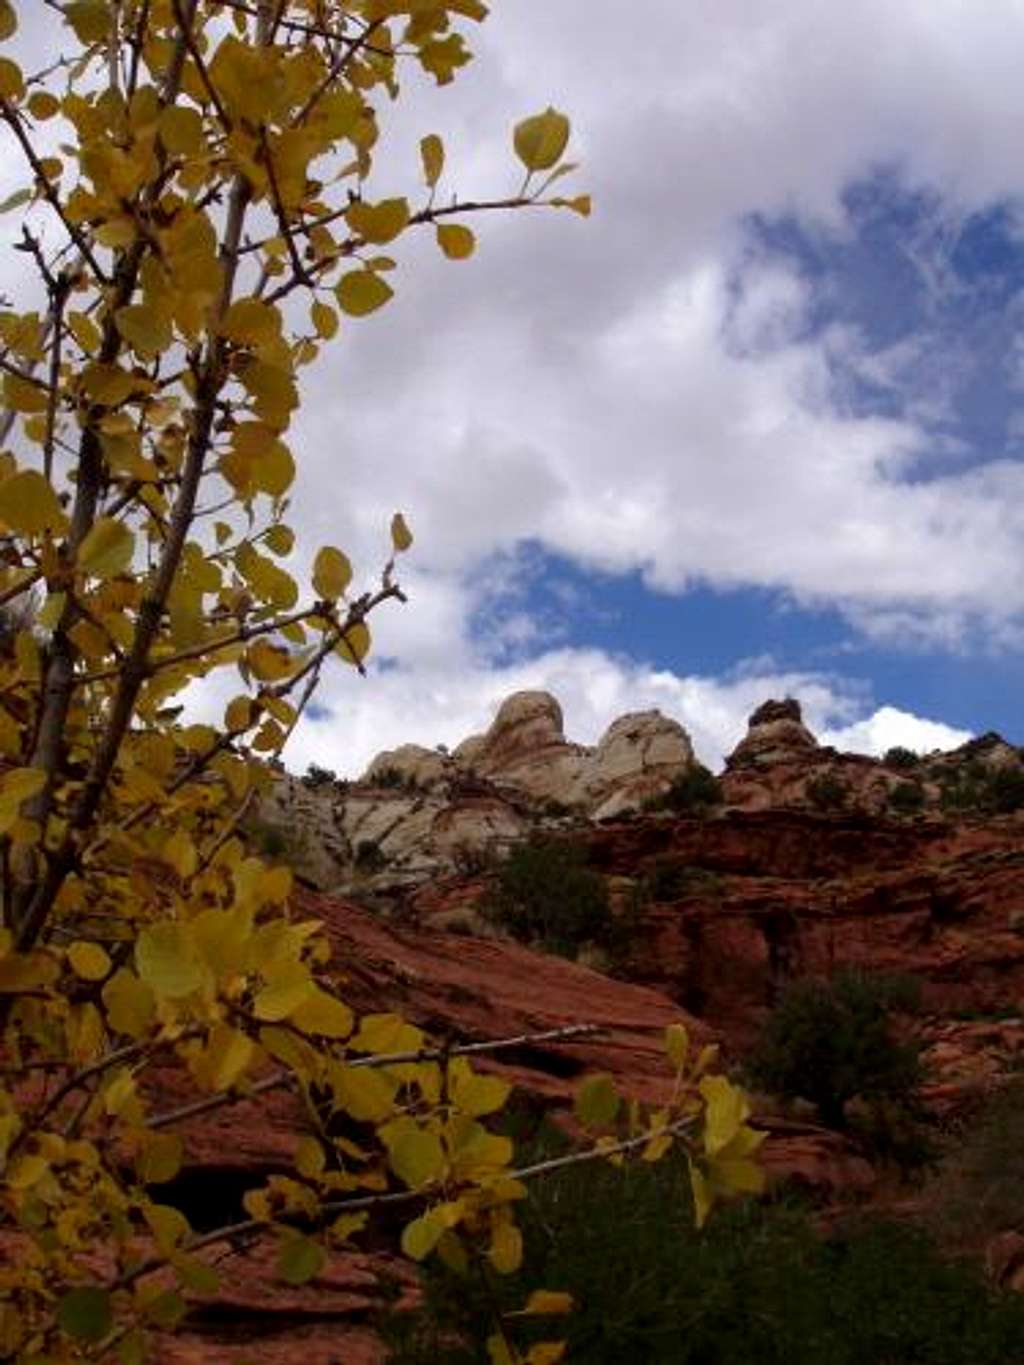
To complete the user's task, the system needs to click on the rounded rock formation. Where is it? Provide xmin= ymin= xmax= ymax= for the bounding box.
xmin=728 ymin=697 xmax=819 ymax=769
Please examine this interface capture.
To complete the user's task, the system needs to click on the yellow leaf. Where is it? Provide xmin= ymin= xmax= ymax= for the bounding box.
xmin=517 ymin=1291 xmax=574 ymax=1317
xmin=0 ymin=56 xmax=22 ymax=99
xmin=0 ymin=767 xmax=44 ymax=834
xmin=699 ymin=1075 xmax=749 ymax=1157
xmin=487 ymin=1335 xmax=516 ymax=1365
xmin=222 ymin=298 xmax=282 ymax=348
xmin=137 ymin=1133 xmax=183 ymax=1185
xmin=436 ymin=223 xmax=476 ymax=260
xmin=115 ymin=303 xmax=173 ymax=359
xmin=390 ymin=512 xmax=413 ymax=552
xmin=335 ymin=270 xmax=394 ymax=318
xmin=136 ymin=922 xmax=204 ymax=1000
xmin=161 ymin=829 xmax=197 ymax=879
xmin=335 ymin=620 xmax=370 ymax=667
xmin=254 ymin=437 xmax=295 ymax=498
xmin=102 ymin=969 xmax=155 ymax=1038
xmin=289 ymin=987 xmax=353 ymax=1040
xmin=158 ymin=104 xmax=203 ymax=156
xmin=2 ymin=374 xmax=47 ymax=414
xmin=514 ymin=107 xmax=570 ymax=172
xmin=688 ymin=1159 xmax=712 ymax=1228
xmin=345 ymin=197 xmax=410 ymax=245
xmin=313 ymin=546 xmax=352 ymax=599
xmin=0 ymin=2 xmax=17 ymax=41
xmin=381 ymin=1119 xmax=446 ymax=1189
xmin=0 ymin=470 xmax=66 ymax=535
xmin=551 ymin=193 xmax=592 ymax=217
xmin=248 ymin=638 xmax=292 ymax=681
xmin=526 ymin=1345 xmax=567 ymax=1365
xmin=402 ymin=1207 xmax=448 ymax=1261
xmin=449 ymin=1057 xmax=510 ymax=1117
xmin=310 ymin=300 xmax=339 ymax=340
xmin=68 ymin=310 xmax=101 ymax=354
xmin=488 ymin=1218 xmax=523 ymax=1273
xmin=252 ymin=962 xmax=315 ymax=1022
xmin=27 ymin=90 xmax=58 ymax=120
xmin=64 ymin=1 xmax=110 ymax=44
xmin=349 ymin=1012 xmax=423 ymax=1055
xmin=420 ymin=133 xmax=444 ymax=187
xmin=276 ymin=1235 xmax=327 ymax=1287
xmin=78 ymin=517 xmax=134 ymax=578
xmin=8 ymin=1153 xmax=48 ymax=1190
xmin=68 ymin=941 xmax=111 ymax=982
xmin=574 ymin=1073 xmax=619 ymax=1130
xmin=194 ymin=1023 xmax=254 ymax=1091
xmin=143 ymin=1202 xmax=190 ymax=1252
xmin=328 ymin=1061 xmax=397 ymax=1123
xmin=665 ymin=1021 xmax=689 ymax=1069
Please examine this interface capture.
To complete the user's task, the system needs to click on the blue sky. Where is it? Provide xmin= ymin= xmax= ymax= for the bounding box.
xmin=28 ymin=0 xmax=1001 ymax=776
xmin=274 ymin=0 xmax=1024 ymax=776
xmin=4 ymin=3 xmax=1022 ymax=777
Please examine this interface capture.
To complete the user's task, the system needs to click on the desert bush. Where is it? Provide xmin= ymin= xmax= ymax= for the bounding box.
xmin=747 ymin=969 xmax=922 ymax=1129
xmin=644 ymin=763 xmax=722 ymax=815
xmin=385 ymin=1129 xmax=1024 ymax=1364
xmin=884 ymin=746 xmax=921 ymax=770
xmin=889 ymin=779 xmax=926 ymax=814
xmin=806 ymin=772 xmax=850 ymax=811
xmin=644 ymin=856 xmax=722 ymax=902
xmin=303 ymin=763 xmax=339 ymax=789
xmin=930 ymin=1078 xmax=1024 ymax=1245
xmin=989 ymin=766 xmax=1024 ymax=813
xmin=481 ymin=838 xmax=612 ymax=956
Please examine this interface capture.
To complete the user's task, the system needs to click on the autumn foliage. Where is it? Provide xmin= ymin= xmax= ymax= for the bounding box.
xmin=0 ymin=3 xmax=761 ymax=1360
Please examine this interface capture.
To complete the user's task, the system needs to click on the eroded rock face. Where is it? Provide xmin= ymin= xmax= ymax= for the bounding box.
xmin=573 ymin=710 xmax=696 ymax=820
xmin=255 ymin=691 xmax=701 ymax=892
xmin=727 ymin=696 xmax=819 ymax=770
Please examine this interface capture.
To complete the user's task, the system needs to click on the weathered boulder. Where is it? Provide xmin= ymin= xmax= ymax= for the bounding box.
xmin=363 ymin=742 xmax=448 ymax=791
xmin=727 ymin=697 xmax=819 ymax=769
xmin=572 ymin=709 xmax=696 ymax=819
xmin=464 ymin=690 xmax=589 ymax=802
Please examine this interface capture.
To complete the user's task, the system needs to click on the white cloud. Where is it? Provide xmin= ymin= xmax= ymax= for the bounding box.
xmin=6 ymin=1 xmax=1022 ymax=768
xmin=263 ymin=643 xmax=969 ymax=779
xmin=823 ymin=704 xmax=971 ymax=757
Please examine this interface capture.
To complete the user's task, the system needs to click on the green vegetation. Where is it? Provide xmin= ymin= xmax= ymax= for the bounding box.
xmin=303 ymin=763 xmax=341 ymax=790
xmin=385 ymin=1131 xmax=1024 ymax=1364
xmin=644 ymin=763 xmax=722 ymax=815
xmin=930 ymin=1078 xmax=1024 ymax=1246
xmin=481 ymin=838 xmax=612 ymax=956
xmin=888 ymin=779 xmax=926 ymax=814
xmin=747 ymin=969 xmax=922 ymax=1130
xmin=884 ymin=746 xmax=921 ymax=770
xmin=805 ymin=772 xmax=851 ymax=811
xmin=643 ymin=855 xmax=723 ymax=902
xmin=938 ymin=760 xmax=1024 ymax=814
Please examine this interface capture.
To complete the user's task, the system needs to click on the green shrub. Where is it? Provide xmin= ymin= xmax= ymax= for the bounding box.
xmin=354 ymin=838 xmax=386 ymax=872
xmin=884 ymin=746 xmax=921 ymax=770
xmin=747 ymin=969 xmax=922 ymax=1129
xmin=888 ymin=779 xmax=926 ymax=814
xmin=644 ymin=856 xmax=722 ymax=902
xmin=384 ymin=1130 xmax=1024 ymax=1364
xmin=304 ymin=762 xmax=338 ymax=788
xmin=481 ymin=839 xmax=612 ymax=956
xmin=930 ymin=1078 xmax=1024 ymax=1246
xmin=645 ymin=763 xmax=722 ymax=815
xmin=805 ymin=772 xmax=850 ymax=811
xmin=989 ymin=767 xmax=1024 ymax=813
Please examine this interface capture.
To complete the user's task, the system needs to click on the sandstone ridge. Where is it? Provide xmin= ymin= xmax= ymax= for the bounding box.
xmin=256 ymin=689 xmax=697 ymax=891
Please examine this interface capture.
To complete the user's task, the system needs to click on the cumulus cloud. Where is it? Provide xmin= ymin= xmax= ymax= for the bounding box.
xmin=6 ymin=1 xmax=1021 ymax=764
